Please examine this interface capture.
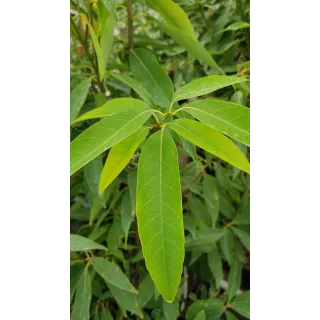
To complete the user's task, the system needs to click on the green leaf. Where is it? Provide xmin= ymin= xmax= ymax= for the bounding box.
xmin=138 ymin=274 xmax=155 ymax=308
xmin=203 ymin=175 xmax=219 ymax=227
xmin=90 ymin=257 xmax=137 ymax=293
xmin=147 ymin=0 xmax=196 ymax=39
xmin=71 ymin=97 xmax=148 ymax=125
xmin=207 ymin=247 xmax=223 ymax=288
xmin=167 ymin=119 xmax=250 ymax=173
xmin=230 ymin=291 xmax=250 ymax=319
xmin=129 ymin=48 xmax=174 ymax=109
xmin=217 ymin=21 xmax=250 ymax=34
xmin=99 ymin=126 xmax=149 ymax=193
xmin=87 ymin=20 xmax=104 ymax=81
xmin=188 ymin=196 xmax=211 ymax=227
xmin=128 ymin=170 xmax=137 ymax=216
xmin=155 ymin=20 xmax=223 ymax=74
xmin=226 ymin=311 xmax=239 ymax=320
xmin=172 ymin=75 xmax=247 ymax=104
xmin=70 ymin=234 xmax=107 ymax=251
xmin=100 ymin=306 xmax=113 ymax=320
xmin=71 ymin=267 xmax=92 ymax=320
xmin=228 ymin=260 xmax=242 ymax=301
xmin=70 ymin=104 xmax=154 ymax=175
xmin=100 ymin=0 xmax=117 ymax=21
xmin=110 ymin=73 xmax=155 ymax=107
xmin=182 ymin=99 xmax=250 ymax=146
xmin=70 ymin=78 xmax=91 ymax=122
xmin=194 ymin=310 xmax=206 ymax=320
xmin=219 ymin=228 xmax=235 ymax=264
xmin=185 ymin=229 xmax=225 ymax=251
xmin=186 ymin=299 xmax=225 ymax=320
xmin=231 ymin=226 xmax=250 ymax=250
xmin=100 ymin=16 xmax=114 ymax=72
xmin=163 ymin=298 xmax=179 ymax=320
xmin=121 ymin=190 xmax=133 ymax=244
xmin=136 ymin=128 xmax=184 ymax=302
xmin=107 ymin=219 xmax=124 ymax=251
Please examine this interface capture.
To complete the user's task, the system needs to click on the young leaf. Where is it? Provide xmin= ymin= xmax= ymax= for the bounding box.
xmin=230 ymin=291 xmax=250 ymax=319
xmin=71 ymin=97 xmax=147 ymax=125
xmin=171 ymin=75 xmax=247 ymax=104
xmin=99 ymin=126 xmax=149 ymax=194
xmin=167 ymin=119 xmax=250 ymax=173
xmin=70 ymin=78 xmax=91 ymax=121
xmin=207 ymin=247 xmax=223 ymax=288
xmin=71 ymin=267 xmax=92 ymax=320
xmin=186 ymin=299 xmax=225 ymax=320
xmin=203 ymin=175 xmax=219 ymax=227
xmin=138 ymin=274 xmax=155 ymax=308
xmin=110 ymin=73 xmax=155 ymax=107
xmin=90 ymin=257 xmax=137 ymax=293
xmin=182 ymin=99 xmax=250 ymax=146
xmin=194 ymin=310 xmax=206 ymax=320
xmin=147 ymin=0 xmax=196 ymax=39
xmin=231 ymin=226 xmax=250 ymax=250
xmin=185 ymin=229 xmax=225 ymax=251
xmin=129 ymin=48 xmax=174 ymax=109
xmin=70 ymin=234 xmax=107 ymax=251
xmin=225 ymin=311 xmax=239 ymax=320
xmin=70 ymin=106 xmax=154 ymax=175
xmin=100 ymin=16 xmax=114 ymax=72
xmin=154 ymin=20 xmax=223 ymax=74
xmin=136 ymin=128 xmax=184 ymax=302
xmin=228 ymin=260 xmax=242 ymax=301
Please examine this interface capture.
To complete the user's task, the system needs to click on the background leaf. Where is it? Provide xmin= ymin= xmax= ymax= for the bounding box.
xmin=230 ymin=291 xmax=250 ymax=319
xmin=186 ymin=299 xmax=225 ymax=320
xmin=70 ymin=78 xmax=91 ymax=122
xmin=70 ymin=234 xmax=107 ymax=251
xmin=228 ymin=259 xmax=242 ymax=301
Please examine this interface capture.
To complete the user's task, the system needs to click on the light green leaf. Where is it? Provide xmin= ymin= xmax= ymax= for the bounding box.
xmin=163 ymin=298 xmax=179 ymax=320
xmin=70 ymin=105 xmax=154 ymax=175
xmin=194 ymin=310 xmax=206 ymax=320
xmin=100 ymin=0 xmax=117 ymax=21
xmin=121 ymin=190 xmax=133 ymax=244
xmin=110 ymin=73 xmax=155 ymax=107
xmin=71 ymin=267 xmax=92 ymax=320
xmin=226 ymin=311 xmax=239 ymax=320
xmin=100 ymin=16 xmax=114 ymax=72
xmin=219 ymin=228 xmax=235 ymax=264
xmin=228 ymin=260 xmax=242 ymax=301
xmin=231 ymin=226 xmax=250 ymax=250
xmin=167 ymin=119 xmax=250 ymax=173
xmin=182 ymin=99 xmax=250 ymax=146
xmin=136 ymin=128 xmax=184 ymax=302
xmin=207 ymin=247 xmax=223 ymax=288
xmin=217 ymin=21 xmax=250 ymax=34
xmin=230 ymin=291 xmax=250 ymax=319
xmin=71 ymin=97 xmax=148 ymax=125
xmin=147 ymin=0 xmax=196 ymax=39
xmin=87 ymin=21 xmax=104 ymax=81
xmin=90 ymin=257 xmax=137 ymax=293
xmin=70 ymin=234 xmax=107 ymax=251
xmin=155 ymin=20 xmax=223 ymax=74
xmin=185 ymin=229 xmax=225 ymax=251
xmin=138 ymin=274 xmax=155 ymax=308
xmin=99 ymin=126 xmax=149 ymax=193
xmin=172 ymin=75 xmax=247 ymax=104
xmin=186 ymin=299 xmax=225 ymax=320
xmin=203 ymin=175 xmax=219 ymax=227
xmin=130 ymin=48 xmax=174 ymax=109
xmin=70 ymin=78 xmax=91 ymax=121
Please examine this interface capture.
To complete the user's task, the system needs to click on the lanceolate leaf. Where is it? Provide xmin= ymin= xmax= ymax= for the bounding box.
xmin=228 ymin=259 xmax=242 ymax=301
xmin=71 ymin=267 xmax=92 ymax=320
xmin=185 ymin=229 xmax=225 ymax=251
xmin=203 ymin=175 xmax=219 ymax=227
xmin=207 ymin=247 xmax=223 ymax=288
xmin=155 ymin=20 xmax=223 ymax=74
xmin=138 ymin=274 xmax=155 ymax=308
xmin=70 ymin=234 xmax=107 ymax=251
xmin=129 ymin=48 xmax=174 ymax=109
xmin=70 ymin=78 xmax=92 ymax=121
xmin=121 ymin=190 xmax=134 ymax=243
xmin=99 ymin=126 xmax=149 ymax=194
xmin=182 ymin=99 xmax=250 ymax=146
xmin=163 ymin=298 xmax=179 ymax=320
xmin=230 ymin=291 xmax=250 ymax=319
xmin=231 ymin=226 xmax=250 ymax=250
xmin=70 ymin=106 xmax=154 ymax=175
xmin=71 ymin=97 xmax=147 ymax=125
xmin=172 ymin=75 xmax=247 ymax=104
xmin=110 ymin=73 xmax=155 ymax=107
xmin=167 ymin=119 xmax=250 ymax=173
xmin=90 ymin=257 xmax=137 ymax=293
xmin=219 ymin=228 xmax=235 ymax=265
xmin=186 ymin=299 xmax=225 ymax=320
xmin=136 ymin=128 xmax=184 ymax=302
xmin=147 ymin=0 xmax=196 ymax=39
xmin=100 ymin=16 xmax=114 ymax=72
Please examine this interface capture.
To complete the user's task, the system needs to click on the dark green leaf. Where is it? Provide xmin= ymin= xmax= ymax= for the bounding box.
xmin=230 ymin=291 xmax=250 ymax=319
xmin=207 ymin=247 xmax=223 ymax=288
xmin=186 ymin=299 xmax=225 ymax=320
xmin=228 ymin=260 xmax=242 ymax=301
xmin=138 ymin=274 xmax=155 ymax=308
xmin=203 ymin=175 xmax=219 ymax=227
xmin=231 ymin=226 xmax=250 ymax=250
